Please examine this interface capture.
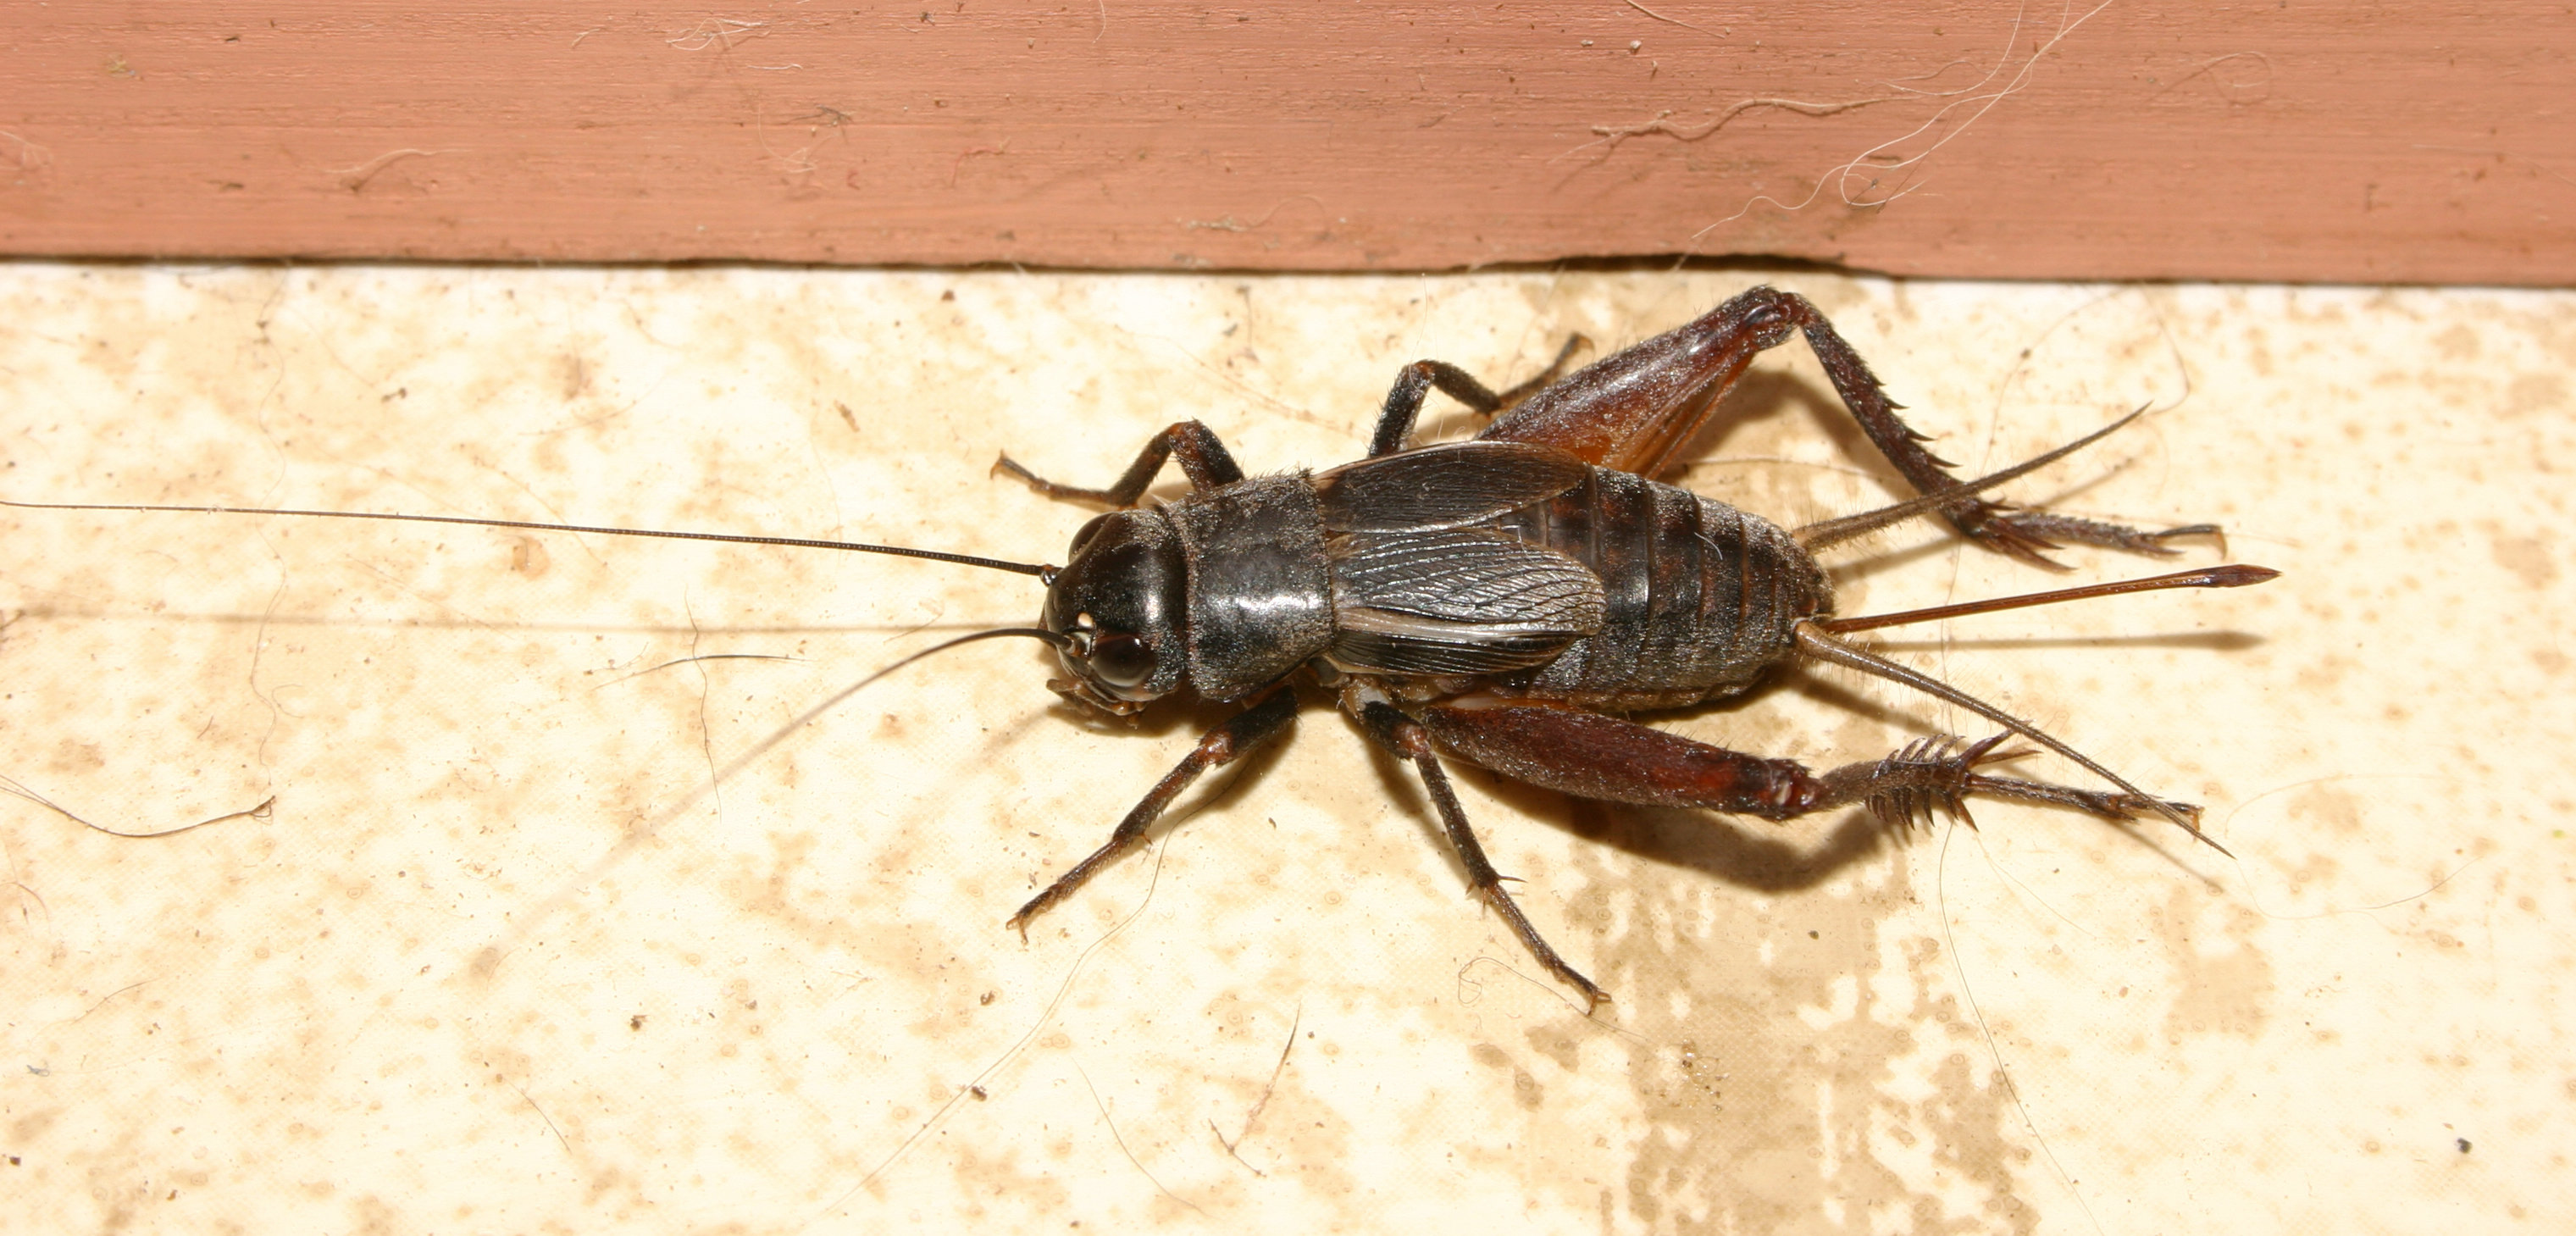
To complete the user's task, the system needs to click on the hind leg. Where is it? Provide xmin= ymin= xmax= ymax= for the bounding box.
xmin=1476 ymin=285 xmax=2211 ymax=565
xmin=1415 ymin=703 xmax=2194 ymax=832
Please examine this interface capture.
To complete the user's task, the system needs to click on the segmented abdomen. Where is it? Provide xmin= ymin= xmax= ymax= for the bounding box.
xmin=1489 ymin=467 xmax=1831 ymax=709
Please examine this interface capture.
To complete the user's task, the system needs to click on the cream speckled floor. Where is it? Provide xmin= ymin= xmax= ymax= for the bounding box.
xmin=3 ymin=267 xmax=2568 ymax=1232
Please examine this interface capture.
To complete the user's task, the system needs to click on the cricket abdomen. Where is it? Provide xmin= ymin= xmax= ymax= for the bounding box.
xmin=1491 ymin=466 xmax=1832 ymax=710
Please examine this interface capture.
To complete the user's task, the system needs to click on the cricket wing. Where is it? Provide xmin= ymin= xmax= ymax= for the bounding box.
xmin=1327 ymin=527 xmax=1606 ymax=674
xmin=1312 ymin=441 xmax=1590 ymax=533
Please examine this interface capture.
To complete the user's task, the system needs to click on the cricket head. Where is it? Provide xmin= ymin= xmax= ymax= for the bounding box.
xmin=1039 ymin=508 xmax=1189 ymax=713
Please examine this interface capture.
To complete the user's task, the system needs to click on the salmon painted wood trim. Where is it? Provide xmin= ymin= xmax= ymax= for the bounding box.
xmin=0 ymin=3 xmax=2566 ymax=282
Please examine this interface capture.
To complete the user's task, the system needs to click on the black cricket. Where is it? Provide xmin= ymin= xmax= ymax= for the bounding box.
xmin=11 ymin=286 xmax=2275 ymax=1011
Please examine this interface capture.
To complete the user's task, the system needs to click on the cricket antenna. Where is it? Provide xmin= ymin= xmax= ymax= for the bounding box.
xmin=879 ymin=625 xmax=1070 ymax=661
xmin=1 ymin=498 xmax=1057 ymax=580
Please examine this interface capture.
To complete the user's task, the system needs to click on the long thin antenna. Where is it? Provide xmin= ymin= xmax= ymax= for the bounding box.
xmin=1792 ymin=622 xmax=2230 ymax=854
xmin=2 ymin=497 xmax=1055 ymax=579
xmin=1792 ymin=407 xmax=2146 ymax=554
xmin=1816 ymin=565 xmax=2278 ymax=635
xmin=478 ymin=623 xmax=1067 ymax=973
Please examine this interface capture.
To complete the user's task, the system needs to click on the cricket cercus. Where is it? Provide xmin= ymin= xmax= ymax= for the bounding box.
xmin=8 ymin=285 xmax=2275 ymax=1011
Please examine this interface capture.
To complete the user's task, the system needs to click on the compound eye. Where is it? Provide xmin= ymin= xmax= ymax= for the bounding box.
xmin=1088 ymin=634 xmax=1156 ymax=689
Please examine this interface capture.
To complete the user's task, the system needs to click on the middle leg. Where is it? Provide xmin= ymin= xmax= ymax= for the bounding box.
xmin=1350 ymin=695 xmax=1609 ymax=1012
xmin=995 ymin=418 xmax=1245 ymax=507
xmin=1366 ymin=333 xmax=1591 ymax=458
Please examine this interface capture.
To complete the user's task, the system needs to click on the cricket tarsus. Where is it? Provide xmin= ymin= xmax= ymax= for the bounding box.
xmin=1992 ymin=513 xmax=2224 ymax=559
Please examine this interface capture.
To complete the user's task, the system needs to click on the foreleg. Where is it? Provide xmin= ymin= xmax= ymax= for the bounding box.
xmin=1007 ymin=686 xmax=1298 ymax=935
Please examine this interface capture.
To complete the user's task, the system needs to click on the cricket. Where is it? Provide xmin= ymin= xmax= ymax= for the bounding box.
xmin=8 ymin=285 xmax=2274 ymax=1012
